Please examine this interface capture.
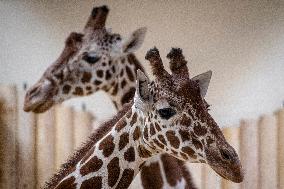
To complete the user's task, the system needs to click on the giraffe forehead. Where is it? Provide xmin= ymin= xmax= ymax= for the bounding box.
xmin=87 ymin=32 xmax=121 ymax=46
xmin=151 ymin=78 xmax=203 ymax=106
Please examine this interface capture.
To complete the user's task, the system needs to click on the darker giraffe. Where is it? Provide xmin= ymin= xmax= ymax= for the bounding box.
xmin=24 ymin=5 xmax=198 ymax=189
xmin=47 ymin=47 xmax=243 ymax=188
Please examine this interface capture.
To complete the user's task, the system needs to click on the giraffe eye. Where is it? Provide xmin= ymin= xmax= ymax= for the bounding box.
xmin=158 ymin=108 xmax=176 ymax=120
xmin=83 ymin=53 xmax=101 ymax=64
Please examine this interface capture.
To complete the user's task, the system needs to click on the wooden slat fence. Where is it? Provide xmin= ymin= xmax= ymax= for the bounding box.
xmin=0 ymin=85 xmax=94 ymax=189
xmin=0 ymin=84 xmax=284 ymax=189
xmin=191 ymin=113 xmax=283 ymax=189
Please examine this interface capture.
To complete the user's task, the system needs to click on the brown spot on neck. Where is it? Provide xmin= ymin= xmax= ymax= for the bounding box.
xmin=181 ymin=146 xmax=196 ymax=159
xmin=115 ymin=117 xmax=127 ymax=132
xmin=155 ymin=123 xmax=161 ymax=131
xmin=121 ymin=79 xmax=127 ymax=89
xmin=119 ymin=132 xmax=129 ymax=150
xmin=150 ymin=123 xmax=156 ymax=135
xmin=166 ymin=130 xmax=180 ymax=149
xmin=179 ymin=129 xmax=190 ymax=142
xmin=143 ymin=127 xmax=149 ymax=141
xmin=192 ymin=138 xmax=203 ymax=150
xmin=133 ymin=127 xmax=141 ymax=141
xmin=62 ymin=85 xmax=71 ymax=94
xmin=105 ymin=70 xmax=112 ymax=80
xmin=115 ymin=169 xmax=135 ymax=189
xmin=96 ymin=70 xmax=104 ymax=78
xmin=141 ymin=162 xmax=163 ymax=189
xmin=98 ymin=135 xmax=115 ymax=157
xmin=153 ymin=138 xmax=164 ymax=149
xmin=121 ymin=87 xmax=135 ymax=105
xmin=157 ymin=135 xmax=167 ymax=145
xmin=137 ymin=145 xmax=152 ymax=158
xmin=80 ymin=156 xmax=103 ymax=176
xmin=130 ymin=112 xmax=137 ymax=126
xmin=124 ymin=147 xmax=135 ymax=162
xmin=126 ymin=65 xmax=134 ymax=82
xmin=81 ymin=176 xmax=102 ymax=189
xmin=193 ymin=122 xmax=207 ymax=136
xmin=73 ymin=87 xmax=84 ymax=96
xmin=107 ymin=157 xmax=120 ymax=187
xmin=81 ymin=72 xmax=92 ymax=83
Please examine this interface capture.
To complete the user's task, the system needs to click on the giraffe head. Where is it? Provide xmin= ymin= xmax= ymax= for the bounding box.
xmin=135 ymin=47 xmax=243 ymax=183
xmin=24 ymin=5 xmax=146 ymax=113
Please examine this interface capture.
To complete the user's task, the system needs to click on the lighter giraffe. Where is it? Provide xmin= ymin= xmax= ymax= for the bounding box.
xmin=41 ymin=47 xmax=243 ymax=188
xmin=24 ymin=5 xmax=198 ymax=189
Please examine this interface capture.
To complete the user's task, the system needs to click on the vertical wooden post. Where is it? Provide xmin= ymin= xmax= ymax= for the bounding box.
xmin=202 ymin=165 xmax=221 ymax=189
xmin=55 ymin=105 xmax=74 ymax=170
xmin=240 ymin=120 xmax=259 ymax=189
xmin=258 ymin=115 xmax=277 ymax=189
xmin=276 ymin=109 xmax=284 ymax=189
xmin=188 ymin=163 xmax=203 ymax=189
xmin=0 ymin=85 xmax=17 ymax=189
xmin=17 ymin=88 xmax=36 ymax=189
xmin=36 ymin=108 xmax=55 ymax=188
xmin=221 ymin=126 xmax=241 ymax=189
xmin=73 ymin=110 xmax=93 ymax=149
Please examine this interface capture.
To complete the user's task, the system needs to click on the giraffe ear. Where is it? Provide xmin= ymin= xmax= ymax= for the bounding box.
xmin=135 ymin=69 xmax=150 ymax=104
xmin=192 ymin=70 xmax=212 ymax=98
xmin=122 ymin=27 xmax=147 ymax=53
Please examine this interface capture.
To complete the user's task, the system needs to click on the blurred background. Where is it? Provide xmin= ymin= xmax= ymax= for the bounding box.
xmin=1 ymin=0 xmax=283 ymax=125
xmin=0 ymin=1 xmax=284 ymax=189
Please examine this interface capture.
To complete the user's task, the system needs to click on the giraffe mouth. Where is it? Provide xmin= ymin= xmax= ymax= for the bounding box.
xmin=24 ymin=99 xmax=54 ymax=113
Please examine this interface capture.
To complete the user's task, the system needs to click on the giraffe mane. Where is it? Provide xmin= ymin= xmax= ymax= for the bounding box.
xmin=43 ymin=100 xmax=133 ymax=189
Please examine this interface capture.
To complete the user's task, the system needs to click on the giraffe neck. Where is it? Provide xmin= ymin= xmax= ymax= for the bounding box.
xmin=103 ymin=54 xmax=196 ymax=189
xmin=57 ymin=105 xmax=154 ymax=189
xmin=107 ymin=54 xmax=143 ymax=109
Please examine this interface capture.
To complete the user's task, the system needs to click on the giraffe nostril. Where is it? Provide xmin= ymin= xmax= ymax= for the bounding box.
xmin=28 ymin=87 xmax=40 ymax=99
xmin=220 ymin=149 xmax=231 ymax=161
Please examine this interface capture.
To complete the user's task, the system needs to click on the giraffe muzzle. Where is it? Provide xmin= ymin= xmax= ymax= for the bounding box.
xmin=205 ymin=145 xmax=244 ymax=183
xmin=24 ymin=80 xmax=56 ymax=113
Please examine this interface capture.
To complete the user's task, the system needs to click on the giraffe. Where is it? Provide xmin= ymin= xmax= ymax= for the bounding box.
xmin=44 ymin=47 xmax=243 ymax=188
xmin=24 ymin=5 xmax=199 ymax=189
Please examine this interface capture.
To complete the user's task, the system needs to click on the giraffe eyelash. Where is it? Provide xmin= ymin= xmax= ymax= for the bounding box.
xmin=206 ymin=104 xmax=211 ymax=111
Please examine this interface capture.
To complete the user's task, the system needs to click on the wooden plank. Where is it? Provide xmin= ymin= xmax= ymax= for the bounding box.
xmin=221 ymin=126 xmax=241 ymax=189
xmin=188 ymin=163 xmax=203 ymax=189
xmin=276 ymin=109 xmax=284 ymax=189
xmin=258 ymin=115 xmax=277 ymax=189
xmin=36 ymin=108 xmax=55 ymax=188
xmin=0 ymin=85 xmax=17 ymax=189
xmin=17 ymin=88 xmax=36 ymax=189
xmin=73 ymin=110 xmax=93 ymax=149
xmin=55 ymin=105 xmax=74 ymax=170
xmin=240 ymin=120 xmax=259 ymax=189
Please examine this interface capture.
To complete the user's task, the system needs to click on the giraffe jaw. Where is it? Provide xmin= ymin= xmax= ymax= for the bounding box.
xmin=210 ymin=163 xmax=244 ymax=183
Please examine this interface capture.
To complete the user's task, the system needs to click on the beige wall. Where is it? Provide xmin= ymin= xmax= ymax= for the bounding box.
xmin=0 ymin=0 xmax=284 ymax=126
